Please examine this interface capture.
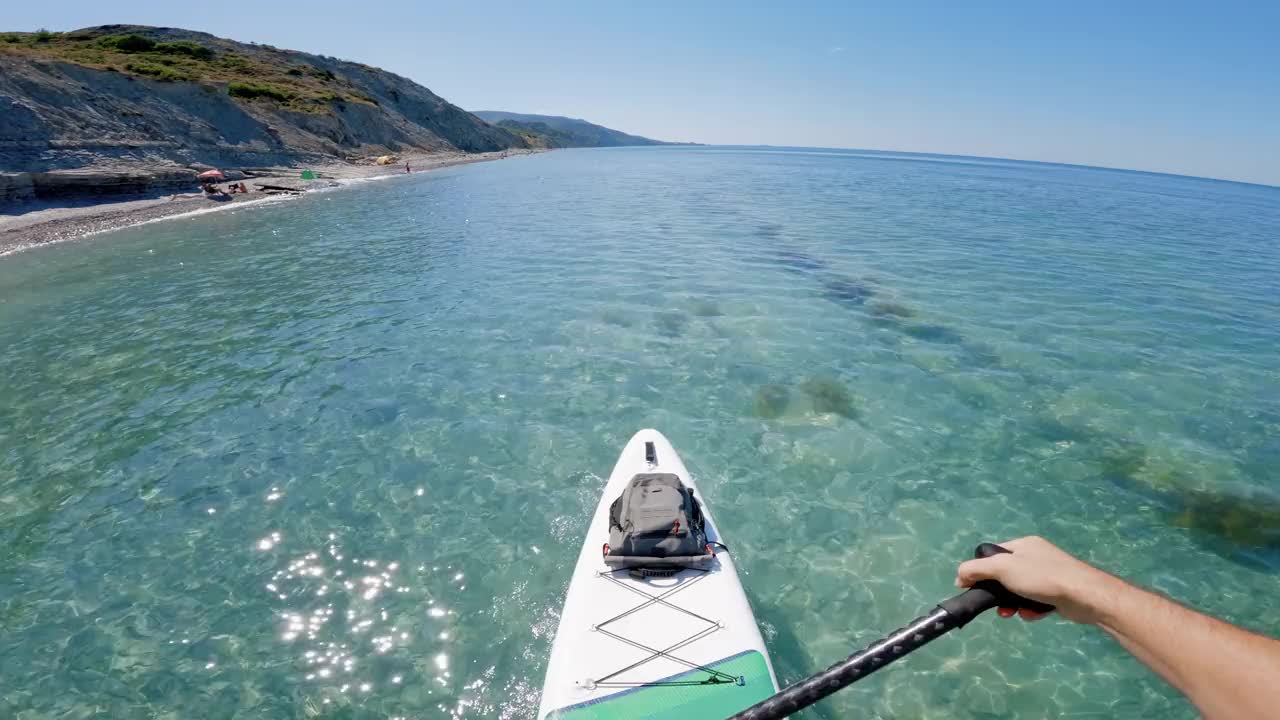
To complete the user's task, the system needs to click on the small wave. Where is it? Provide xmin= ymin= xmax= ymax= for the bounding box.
xmin=124 ymin=193 xmax=303 ymax=231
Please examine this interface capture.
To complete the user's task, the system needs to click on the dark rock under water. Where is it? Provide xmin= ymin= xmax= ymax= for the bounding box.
xmin=900 ymin=322 xmax=965 ymax=344
xmin=654 ymin=310 xmax=688 ymax=337
xmin=818 ymin=273 xmax=875 ymax=308
xmin=866 ymin=300 xmax=916 ymax=318
xmin=962 ymin=341 xmax=1005 ymax=369
xmin=801 ymin=376 xmax=859 ymax=419
xmin=600 ymin=309 xmax=633 ymax=327
xmin=753 ymin=384 xmax=790 ymax=418
xmin=1166 ymin=488 xmax=1280 ymax=552
xmin=772 ymin=250 xmax=828 ymax=274
xmin=1098 ymin=441 xmax=1149 ymax=483
xmin=869 ymin=308 xmax=965 ymax=345
xmin=1095 ymin=439 xmax=1280 ymax=564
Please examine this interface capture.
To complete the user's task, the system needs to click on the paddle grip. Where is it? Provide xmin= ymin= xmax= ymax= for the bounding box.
xmin=938 ymin=543 xmax=1056 ymax=626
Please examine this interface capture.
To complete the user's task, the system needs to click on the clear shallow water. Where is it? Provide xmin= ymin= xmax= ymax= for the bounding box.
xmin=2 ymin=147 xmax=1279 ymax=719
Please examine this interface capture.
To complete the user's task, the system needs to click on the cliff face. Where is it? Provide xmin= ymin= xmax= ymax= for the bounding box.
xmin=0 ymin=26 xmax=527 ymax=183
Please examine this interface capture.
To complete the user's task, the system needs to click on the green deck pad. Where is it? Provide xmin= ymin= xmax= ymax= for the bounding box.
xmin=548 ymin=650 xmax=775 ymax=719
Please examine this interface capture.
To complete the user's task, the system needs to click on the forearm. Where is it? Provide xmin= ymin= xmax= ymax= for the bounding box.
xmin=1089 ymin=574 xmax=1280 ymax=720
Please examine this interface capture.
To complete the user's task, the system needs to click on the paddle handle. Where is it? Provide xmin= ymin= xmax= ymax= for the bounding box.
xmin=941 ymin=543 xmax=1056 ymax=622
xmin=726 ymin=543 xmax=1055 ymax=720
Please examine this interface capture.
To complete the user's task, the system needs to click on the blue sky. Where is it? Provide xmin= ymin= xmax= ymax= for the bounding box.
xmin=10 ymin=1 xmax=1279 ymax=185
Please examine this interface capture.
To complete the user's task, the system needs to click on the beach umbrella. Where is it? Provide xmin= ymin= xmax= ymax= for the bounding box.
xmin=197 ymin=169 xmax=225 ymax=180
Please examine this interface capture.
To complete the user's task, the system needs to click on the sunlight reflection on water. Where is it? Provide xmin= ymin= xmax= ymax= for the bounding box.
xmin=1 ymin=148 xmax=1278 ymax=718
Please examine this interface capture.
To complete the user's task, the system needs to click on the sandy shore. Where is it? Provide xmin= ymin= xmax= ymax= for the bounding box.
xmin=0 ymin=149 xmax=540 ymax=257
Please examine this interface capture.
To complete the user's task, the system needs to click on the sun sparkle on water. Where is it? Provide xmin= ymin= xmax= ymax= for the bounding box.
xmin=0 ymin=147 xmax=1277 ymax=718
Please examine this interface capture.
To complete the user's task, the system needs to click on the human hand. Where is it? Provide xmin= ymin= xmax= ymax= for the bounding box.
xmin=955 ymin=536 xmax=1115 ymax=625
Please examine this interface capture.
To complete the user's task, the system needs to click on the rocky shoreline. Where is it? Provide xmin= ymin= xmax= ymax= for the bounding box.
xmin=0 ymin=149 xmax=540 ymax=256
xmin=0 ymin=166 xmax=203 ymax=203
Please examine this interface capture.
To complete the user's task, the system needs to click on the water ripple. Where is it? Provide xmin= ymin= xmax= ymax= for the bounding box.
xmin=1 ymin=148 xmax=1279 ymax=718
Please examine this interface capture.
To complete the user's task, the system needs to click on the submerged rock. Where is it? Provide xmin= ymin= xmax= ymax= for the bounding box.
xmin=800 ymin=376 xmax=859 ymax=419
xmin=689 ymin=298 xmax=724 ymax=317
xmin=772 ymin=250 xmax=827 ymax=273
xmin=866 ymin=300 xmax=915 ymax=318
xmin=963 ymin=341 xmax=1005 ymax=369
xmin=600 ymin=309 xmax=633 ymax=327
xmin=901 ymin=322 xmax=964 ymax=344
xmin=654 ymin=310 xmax=688 ymax=337
xmin=818 ymin=274 xmax=875 ymax=308
xmin=753 ymin=384 xmax=790 ymax=418
xmin=1098 ymin=441 xmax=1149 ymax=483
xmin=1166 ymin=488 xmax=1280 ymax=550
xmin=1095 ymin=440 xmax=1280 ymax=560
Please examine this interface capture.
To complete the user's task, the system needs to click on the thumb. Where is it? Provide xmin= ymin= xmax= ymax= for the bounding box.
xmin=955 ymin=556 xmax=1011 ymax=588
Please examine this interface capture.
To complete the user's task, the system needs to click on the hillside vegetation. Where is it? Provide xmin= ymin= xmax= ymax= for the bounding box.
xmin=0 ymin=25 xmax=526 ymax=177
xmin=2 ymin=28 xmax=385 ymax=110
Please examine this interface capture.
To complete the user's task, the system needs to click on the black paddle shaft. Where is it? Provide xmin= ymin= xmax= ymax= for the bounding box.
xmin=726 ymin=543 xmax=1055 ymax=720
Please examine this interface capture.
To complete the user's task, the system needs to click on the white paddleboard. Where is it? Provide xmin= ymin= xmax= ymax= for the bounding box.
xmin=539 ymin=429 xmax=778 ymax=719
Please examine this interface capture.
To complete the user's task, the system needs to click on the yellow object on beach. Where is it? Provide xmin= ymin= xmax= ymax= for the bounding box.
xmin=375 ymin=155 xmax=396 ymax=165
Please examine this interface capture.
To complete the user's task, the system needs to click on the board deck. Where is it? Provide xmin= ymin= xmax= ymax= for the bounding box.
xmin=538 ymin=429 xmax=778 ymax=719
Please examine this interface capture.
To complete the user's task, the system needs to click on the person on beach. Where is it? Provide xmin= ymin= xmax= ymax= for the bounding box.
xmin=405 ymin=162 xmax=411 ymax=173
xmin=956 ymin=536 xmax=1280 ymax=719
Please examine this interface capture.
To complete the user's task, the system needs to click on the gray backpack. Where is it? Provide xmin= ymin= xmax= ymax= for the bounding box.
xmin=605 ymin=473 xmax=711 ymax=568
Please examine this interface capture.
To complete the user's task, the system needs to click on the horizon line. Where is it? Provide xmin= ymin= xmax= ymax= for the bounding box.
xmin=622 ymin=143 xmax=1280 ymax=191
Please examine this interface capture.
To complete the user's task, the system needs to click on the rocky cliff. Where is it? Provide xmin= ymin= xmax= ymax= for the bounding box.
xmin=0 ymin=26 xmax=528 ymax=201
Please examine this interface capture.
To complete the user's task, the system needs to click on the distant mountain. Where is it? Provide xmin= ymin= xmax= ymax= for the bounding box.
xmin=472 ymin=111 xmax=684 ymax=148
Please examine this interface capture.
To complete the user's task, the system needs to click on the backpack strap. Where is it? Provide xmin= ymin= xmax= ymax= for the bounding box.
xmin=608 ymin=494 xmax=624 ymax=532
xmin=686 ymin=487 xmax=705 ymax=532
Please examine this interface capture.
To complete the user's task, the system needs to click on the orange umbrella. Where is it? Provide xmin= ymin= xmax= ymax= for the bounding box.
xmin=197 ymin=169 xmax=224 ymax=180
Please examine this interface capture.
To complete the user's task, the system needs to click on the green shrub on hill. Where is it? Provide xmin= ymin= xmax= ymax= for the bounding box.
xmin=95 ymin=35 xmax=214 ymax=59
xmin=99 ymin=34 xmax=156 ymax=52
xmin=155 ymin=40 xmax=214 ymax=60
xmin=124 ymin=61 xmax=192 ymax=82
xmin=228 ymin=81 xmax=293 ymax=101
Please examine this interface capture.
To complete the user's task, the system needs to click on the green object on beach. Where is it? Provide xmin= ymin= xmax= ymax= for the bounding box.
xmin=300 ymin=170 xmax=317 ymax=180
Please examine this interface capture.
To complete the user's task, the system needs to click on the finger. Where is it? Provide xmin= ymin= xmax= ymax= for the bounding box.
xmin=1018 ymin=608 xmax=1051 ymax=622
xmin=956 ymin=555 xmax=1012 ymax=587
xmin=997 ymin=607 xmax=1016 ymax=618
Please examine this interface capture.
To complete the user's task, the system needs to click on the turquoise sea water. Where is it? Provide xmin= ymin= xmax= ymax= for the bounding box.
xmin=2 ymin=147 xmax=1279 ymax=719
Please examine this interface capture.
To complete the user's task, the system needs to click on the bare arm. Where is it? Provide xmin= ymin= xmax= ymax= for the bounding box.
xmin=956 ymin=536 xmax=1280 ymax=720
